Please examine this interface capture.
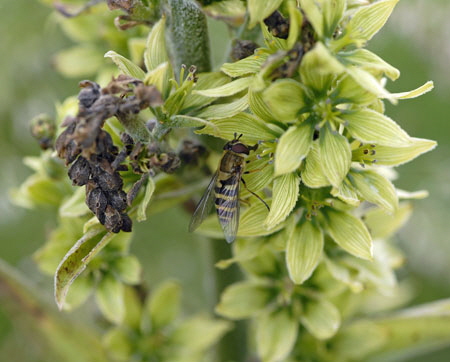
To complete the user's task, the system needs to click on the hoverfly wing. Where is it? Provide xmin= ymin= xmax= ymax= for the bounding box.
xmin=189 ymin=171 xmax=219 ymax=232
xmin=215 ymin=174 xmax=241 ymax=243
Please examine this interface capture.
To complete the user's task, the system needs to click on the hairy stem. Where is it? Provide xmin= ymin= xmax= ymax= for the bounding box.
xmin=166 ymin=0 xmax=211 ymax=74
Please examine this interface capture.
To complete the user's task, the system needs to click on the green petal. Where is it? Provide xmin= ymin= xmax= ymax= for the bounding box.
xmin=324 ymin=256 xmax=363 ymax=292
xmin=389 ymin=81 xmax=434 ymax=100
xmin=301 ymin=298 xmax=341 ymax=339
xmin=248 ymin=0 xmax=283 ymax=28
xmin=55 ymin=46 xmax=103 ymax=78
xmin=241 ymin=157 xmax=274 ymax=194
xmin=325 ymin=208 xmax=373 ymax=260
xmin=249 ymin=86 xmax=275 ymax=122
xmin=147 ymin=280 xmax=181 ymax=329
xmin=335 ymin=74 xmax=378 ymax=106
xmin=264 ymin=173 xmax=300 ymax=229
xmin=352 ymin=137 xmax=436 ymax=166
xmin=345 ymin=66 xmax=392 ymax=100
xmin=137 ymin=177 xmax=155 ymax=222
xmin=95 ymin=274 xmax=125 ymax=324
xmin=301 ymin=141 xmax=331 ymax=188
xmin=287 ymin=2 xmax=303 ymax=49
xmin=322 ymin=0 xmax=346 ymax=38
xmin=216 ymin=281 xmax=273 ymax=319
xmin=193 ymin=77 xmax=252 ymax=97
xmin=102 ymin=328 xmax=132 ymax=361
xmin=195 ymin=94 xmax=249 ymax=119
xmin=182 ymin=72 xmax=230 ymax=110
xmin=331 ymin=179 xmax=360 ymax=206
xmin=339 ymin=0 xmax=399 ymax=48
xmin=113 ymin=255 xmax=142 ymax=285
xmin=59 ymin=187 xmax=90 ymax=218
xmin=171 ymin=315 xmax=232 ymax=352
xmin=256 ymin=309 xmax=298 ymax=362
xmin=364 ymin=202 xmax=413 ymax=240
xmin=319 ymin=126 xmax=351 ymax=188
xmin=300 ymin=42 xmax=345 ymax=93
xmin=349 ymin=169 xmax=398 ymax=213
xmin=203 ymin=0 xmax=246 ymax=27
xmin=286 ymin=221 xmax=324 ymax=284
xmin=343 ymin=108 xmax=412 ymax=147
xmin=195 ymin=112 xmax=281 ymax=142
xmin=298 ymin=0 xmax=324 ymax=37
xmin=104 ymin=51 xmax=146 ymax=79
xmin=274 ymin=121 xmax=314 ymax=176
xmin=263 ymin=79 xmax=306 ymax=122
xmin=144 ymin=16 xmax=170 ymax=71
xmin=338 ymin=48 xmax=400 ymax=80
xmin=221 ymin=50 xmax=269 ymax=77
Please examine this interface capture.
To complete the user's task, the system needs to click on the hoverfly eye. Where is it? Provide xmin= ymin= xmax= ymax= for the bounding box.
xmin=223 ymin=142 xmax=232 ymax=150
xmin=231 ymin=143 xmax=250 ymax=155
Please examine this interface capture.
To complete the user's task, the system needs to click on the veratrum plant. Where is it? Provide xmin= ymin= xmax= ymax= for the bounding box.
xmin=10 ymin=1 xmax=450 ymax=362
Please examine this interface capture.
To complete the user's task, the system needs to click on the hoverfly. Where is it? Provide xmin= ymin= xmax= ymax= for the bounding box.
xmin=189 ymin=133 xmax=269 ymax=243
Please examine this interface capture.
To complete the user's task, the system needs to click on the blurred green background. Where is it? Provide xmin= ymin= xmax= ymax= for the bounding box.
xmin=0 ymin=0 xmax=449 ymax=360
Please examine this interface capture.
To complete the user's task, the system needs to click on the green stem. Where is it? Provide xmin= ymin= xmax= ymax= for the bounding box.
xmin=211 ymin=241 xmax=248 ymax=362
xmin=166 ymin=0 xmax=211 ymax=74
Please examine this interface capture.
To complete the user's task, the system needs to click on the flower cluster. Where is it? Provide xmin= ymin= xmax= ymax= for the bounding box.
xmin=12 ymin=0 xmax=440 ymax=361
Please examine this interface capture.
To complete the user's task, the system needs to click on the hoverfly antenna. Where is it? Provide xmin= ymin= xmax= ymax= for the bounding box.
xmin=238 ymin=133 xmax=243 ymax=140
xmin=233 ymin=132 xmax=238 ymax=140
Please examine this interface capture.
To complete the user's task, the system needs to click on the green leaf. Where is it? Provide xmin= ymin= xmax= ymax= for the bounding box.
xmin=193 ymin=77 xmax=252 ymax=97
xmin=349 ymin=169 xmax=398 ymax=213
xmin=389 ymin=80 xmax=434 ymax=100
xmin=342 ymin=0 xmax=399 ymax=47
xmin=274 ymin=122 xmax=313 ymax=176
xmin=301 ymin=141 xmax=331 ymax=188
xmin=195 ymin=112 xmax=281 ymax=142
xmin=265 ymin=173 xmax=300 ymax=229
xmin=338 ymin=48 xmax=400 ymax=80
xmin=343 ymin=108 xmax=412 ymax=147
xmin=144 ymin=16 xmax=170 ymax=71
xmin=113 ymin=255 xmax=142 ymax=285
xmin=148 ymin=280 xmax=181 ymax=329
xmin=325 ymin=208 xmax=373 ymax=260
xmin=256 ymin=309 xmax=298 ymax=362
xmin=137 ymin=177 xmax=155 ymax=222
xmin=54 ymin=229 xmax=113 ymax=310
xmin=221 ymin=51 xmax=270 ymax=77
xmin=171 ymin=315 xmax=232 ymax=352
xmin=195 ymin=94 xmax=248 ymax=119
xmin=248 ymin=0 xmax=284 ymax=28
xmin=301 ymin=298 xmax=341 ymax=339
xmin=364 ymin=202 xmax=413 ymax=240
xmin=216 ymin=281 xmax=273 ymax=319
xmin=286 ymin=221 xmax=324 ymax=284
xmin=95 ymin=274 xmax=125 ymax=324
xmin=169 ymin=115 xmax=218 ymax=128
xmin=319 ymin=126 xmax=351 ymax=188
xmin=263 ymin=79 xmax=306 ymax=122
xmin=300 ymin=42 xmax=345 ymax=92
xmin=54 ymin=46 xmax=104 ymax=78
xmin=104 ymin=51 xmax=146 ymax=79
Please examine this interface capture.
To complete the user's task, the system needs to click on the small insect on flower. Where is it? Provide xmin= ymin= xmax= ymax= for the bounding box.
xmin=189 ymin=134 xmax=270 ymax=243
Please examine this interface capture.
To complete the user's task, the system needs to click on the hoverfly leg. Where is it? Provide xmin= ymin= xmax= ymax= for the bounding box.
xmin=239 ymin=198 xmax=251 ymax=207
xmin=241 ymin=177 xmax=270 ymax=211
